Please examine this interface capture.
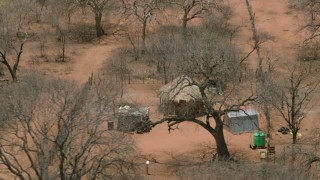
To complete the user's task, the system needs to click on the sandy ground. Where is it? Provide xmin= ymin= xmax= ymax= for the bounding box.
xmin=65 ymin=40 xmax=120 ymax=83
xmin=1 ymin=0 xmax=319 ymax=179
xmin=129 ymin=1 xmax=320 ymax=177
xmin=229 ymin=0 xmax=302 ymax=67
xmin=50 ymin=0 xmax=320 ymax=176
xmin=129 ymin=0 xmax=318 ymax=155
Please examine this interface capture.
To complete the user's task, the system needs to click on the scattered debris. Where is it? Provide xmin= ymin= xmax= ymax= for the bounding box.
xmin=278 ymin=127 xmax=289 ymax=134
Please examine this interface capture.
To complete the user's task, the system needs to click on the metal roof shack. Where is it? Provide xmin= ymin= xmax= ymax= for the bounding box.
xmin=225 ymin=109 xmax=259 ymax=134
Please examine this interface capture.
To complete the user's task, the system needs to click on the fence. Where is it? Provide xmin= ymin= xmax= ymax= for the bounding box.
xmin=109 ymin=74 xmax=163 ymax=85
xmin=87 ymin=70 xmax=164 ymax=86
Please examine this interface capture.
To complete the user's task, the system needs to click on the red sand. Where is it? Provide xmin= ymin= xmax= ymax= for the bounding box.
xmin=1 ymin=0 xmax=319 ymax=179
xmin=25 ymin=0 xmax=319 ymax=167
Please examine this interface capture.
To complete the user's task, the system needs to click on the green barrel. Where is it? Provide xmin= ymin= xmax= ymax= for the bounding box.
xmin=253 ymin=133 xmax=259 ymax=146
xmin=254 ymin=132 xmax=266 ymax=147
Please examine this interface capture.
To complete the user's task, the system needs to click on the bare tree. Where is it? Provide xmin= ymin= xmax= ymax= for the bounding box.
xmin=305 ymin=128 xmax=320 ymax=169
xmin=0 ymin=72 xmax=136 ymax=179
xmin=77 ymin=0 xmax=113 ymax=37
xmin=147 ymin=34 xmax=176 ymax=84
xmin=244 ymin=0 xmax=262 ymax=72
xmin=54 ymin=21 xmax=69 ymax=62
xmin=56 ymin=28 xmax=68 ymax=62
xmin=244 ymin=1 xmax=276 ymax=143
xmin=0 ymin=35 xmax=28 ymax=81
xmin=105 ymin=49 xmax=131 ymax=97
xmin=122 ymin=0 xmax=161 ymax=54
xmin=0 ymin=2 xmax=29 ymax=81
xmin=47 ymin=0 xmax=80 ymax=62
xmin=34 ymin=0 xmax=49 ymax=22
xmin=165 ymin=0 xmax=229 ymax=33
xmin=253 ymin=53 xmax=278 ymax=144
xmin=289 ymin=0 xmax=320 ymax=61
xmin=48 ymin=0 xmax=78 ymax=24
xmin=5 ymin=0 xmax=36 ymax=28
xmin=271 ymin=63 xmax=319 ymax=144
xmin=294 ymin=0 xmax=320 ymax=41
xmin=124 ymin=30 xmax=140 ymax=60
xmin=148 ymin=28 xmax=258 ymax=159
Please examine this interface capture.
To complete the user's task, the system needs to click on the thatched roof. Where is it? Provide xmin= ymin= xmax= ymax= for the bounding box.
xmin=158 ymin=76 xmax=202 ymax=103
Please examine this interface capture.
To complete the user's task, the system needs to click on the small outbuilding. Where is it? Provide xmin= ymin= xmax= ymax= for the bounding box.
xmin=117 ymin=105 xmax=152 ymax=133
xmin=224 ymin=109 xmax=259 ymax=134
xmin=158 ymin=76 xmax=206 ymax=117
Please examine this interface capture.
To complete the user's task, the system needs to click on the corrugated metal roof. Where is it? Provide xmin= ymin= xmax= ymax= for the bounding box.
xmin=227 ymin=109 xmax=258 ymax=118
xmin=118 ymin=105 xmax=149 ymax=116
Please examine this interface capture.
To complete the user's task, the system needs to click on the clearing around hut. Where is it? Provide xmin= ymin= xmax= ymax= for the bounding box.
xmin=0 ymin=0 xmax=319 ymax=179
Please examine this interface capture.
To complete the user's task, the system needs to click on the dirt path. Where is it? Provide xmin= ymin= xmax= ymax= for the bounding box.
xmin=66 ymin=41 xmax=120 ymax=83
xmin=56 ymin=1 xmax=319 ymax=177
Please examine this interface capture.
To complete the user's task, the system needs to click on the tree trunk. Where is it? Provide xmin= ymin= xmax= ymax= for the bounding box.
xmin=292 ymin=131 xmax=297 ymax=144
xmin=40 ymin=136 xmax=49 ymax=180
xmin=211 ymin=111 xmax=230 ymax=159
xmin=162 ymin=60 xmax=168 ymax=84
xmin=291 ymin=93 xmax=297 ymax=144
xmin=199 ymin=85 xmax=230 ymax=159
xmin=245 ymin=0 xmax=263 ymax=76
xmin=61 ymin=35 xmax=66 ymax=62
xmin=127 ymin=33 xmax=139 ymax=61
xmin=264 ymin=101 xmax=271 ymax=137
xmin=212 ymin=123 xmax=230 ymax=159
xmin=141 ymin=20 xmax=147 ymax=54
xmin=59 ymin=148 xmax=66 ymax=180
xmin=1 ymin=61 xmax=17 ymax=81
xmin=182 ymin=13 xmax=188 ymax=34
xmin=0 ymin=38 xmax=25 ymax=81
xmin=156 ymin=61 xmax=161 ymax=73
xmin=212 ymin=127 xmax=230 ymax=160
xmin=95 ymin=12 xmax=104 ymax=37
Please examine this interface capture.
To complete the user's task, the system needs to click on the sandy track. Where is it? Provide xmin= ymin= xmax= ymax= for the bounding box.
xmin=67 ymin=41 xmax=120 ymax=83
xmin=2 ymin=1 xmax=317 ymax=179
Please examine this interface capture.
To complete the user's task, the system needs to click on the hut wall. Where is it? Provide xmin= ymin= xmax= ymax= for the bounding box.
xmin=118 ymin=114 xmax=151 ymax=133
xmin=229 ymin=115 xmax=259 ymax=134
xmin=160 ymin=100 xmax=205 ymax=117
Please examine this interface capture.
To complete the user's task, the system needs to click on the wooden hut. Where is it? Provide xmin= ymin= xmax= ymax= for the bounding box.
xmin=158 ymin=76 xmax=205 ymax=117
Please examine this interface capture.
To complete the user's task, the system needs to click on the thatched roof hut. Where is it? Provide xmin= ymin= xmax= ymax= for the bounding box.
xmin=158 ymin=76 xmax=205 ymax=117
